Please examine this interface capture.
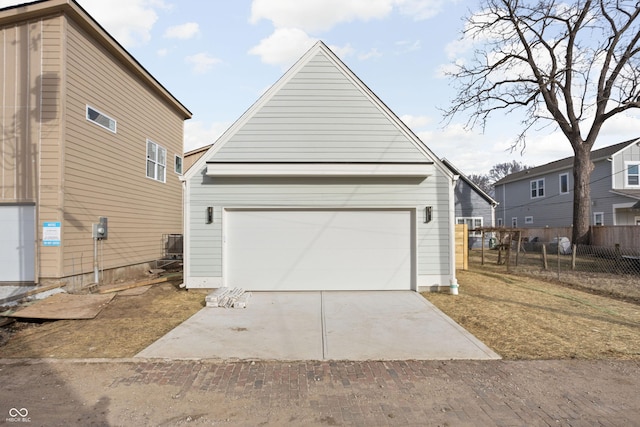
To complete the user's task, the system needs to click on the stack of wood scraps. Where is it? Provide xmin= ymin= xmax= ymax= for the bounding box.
xmin=205 ymin=287 xmax=251 ymax=308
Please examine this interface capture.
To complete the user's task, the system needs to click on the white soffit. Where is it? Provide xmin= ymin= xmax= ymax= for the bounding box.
xmin=205 ymin=163 xmax=433 ymax=177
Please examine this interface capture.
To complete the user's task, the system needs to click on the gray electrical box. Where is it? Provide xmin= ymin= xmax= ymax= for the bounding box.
xmin=92 ymin=216 xmax=108 ymax=240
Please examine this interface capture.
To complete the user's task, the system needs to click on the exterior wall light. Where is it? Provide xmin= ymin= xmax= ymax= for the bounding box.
xmin=424 ymin=206 xmax=433 ymax=223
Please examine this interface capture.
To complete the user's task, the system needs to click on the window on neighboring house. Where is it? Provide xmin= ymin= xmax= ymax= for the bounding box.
xmin=175 ymin=155 xmax=183 ymax=175
xmin=559 ymin=173 xmax=569 ymax=194
xmin=594 ymin=212 xmax=604 ymax=226
xmin=86 ymin=105 xmax=116 ymax=133
xmin=146 ymin=140 xmax=166 ymax=183
xmin=626 ymin=162 xmax=640 ymax=187
xmin=497 ymin=218 xmax=503 ymax=227
xmin=456 ymin=217 xmax=483 ymax=236
xmin=512 ymin=217 xmax=517 ymax=227
xmin=531 ymin=178 xmax=545 ymax=198
xmin=525 ymin=216 xmax=533 ymax=224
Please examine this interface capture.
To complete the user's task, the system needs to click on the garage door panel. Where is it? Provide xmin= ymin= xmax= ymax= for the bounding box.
xmin=0 ymin=205 xmax=35 ymax=282
xmin=226 ymin=209 xmax=412 ymax=291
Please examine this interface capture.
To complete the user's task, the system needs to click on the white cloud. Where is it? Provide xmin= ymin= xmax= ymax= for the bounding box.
xmin=400 ymin=114 xmax=433 ymax=129
xmin=164 ymin=22 xmax=200 ymax=40
xmin=185 ymin=53 xmax=222 ymax=74
xmin=184 ymin=120 xmax=230 ymax=152
xmin=248 ymin=28 xmax=317 ymax=68
xmin=358 ymin=48 xmax=382 ymax=61
xmin=395 ymin=0 xmax=446 ymax=21
xmin=250 ymin=0 xmax=393 ymax=32
xmin=157 ymin=48 xmax=169 ymax=57
xmin=79 ymin=0 xmax=170 ymax=47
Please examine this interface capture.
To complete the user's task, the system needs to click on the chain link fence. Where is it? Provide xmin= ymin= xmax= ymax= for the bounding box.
xmin=471 ymin=229 xmax=640 ymax=302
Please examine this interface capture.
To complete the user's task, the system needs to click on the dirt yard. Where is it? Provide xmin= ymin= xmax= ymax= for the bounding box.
xmin=1 ymin=267 xmax=639 ymax=360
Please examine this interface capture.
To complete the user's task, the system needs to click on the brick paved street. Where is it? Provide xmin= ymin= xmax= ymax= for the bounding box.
xmin=1 ymin=358 xmax=639 ymax=425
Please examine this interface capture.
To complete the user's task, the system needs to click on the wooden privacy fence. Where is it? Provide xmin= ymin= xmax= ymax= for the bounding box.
xmin=455 ymin=224 xmax=468 ymax=270
xmin=508 ymin=226 xmax=639 ymax=249
xmin=590 ymin=226 xmax=640 ymax=249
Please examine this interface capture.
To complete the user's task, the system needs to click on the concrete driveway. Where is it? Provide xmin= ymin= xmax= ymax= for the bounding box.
xmin=136 ymin=291 xmax=500 ymax=361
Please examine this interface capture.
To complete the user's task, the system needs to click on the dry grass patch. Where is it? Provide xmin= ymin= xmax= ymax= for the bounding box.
xmin=423 ymin=269 xmax=640 ymax=360
xmin=0 ymin=282 xmax=205 ymax=358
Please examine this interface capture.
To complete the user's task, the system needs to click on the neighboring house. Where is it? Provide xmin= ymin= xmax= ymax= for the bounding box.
xmin=442 ymin=159 xmax=498 ymax=248
xmin=183 ymin=41 xmax=458 ymax=292
xmin=494 ymin=139 xmax=640 ymax=229
xmin=0 ymin=0 xmax=191 ymax=287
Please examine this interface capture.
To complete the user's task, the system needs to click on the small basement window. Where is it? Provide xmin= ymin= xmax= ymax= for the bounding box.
xmin=86 ymin=106 xmax=116 ymax=133
xmin=525 ymin=216 xmax=534 ymax=224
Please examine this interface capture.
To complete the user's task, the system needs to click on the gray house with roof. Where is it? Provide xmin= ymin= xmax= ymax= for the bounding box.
xmin=494 ymin=139 xmax=640 ymax=229
xmin=182 ymin=41 xmax=459 ymax=292
xmin=442 ymin=159 xmax=498 ymax=248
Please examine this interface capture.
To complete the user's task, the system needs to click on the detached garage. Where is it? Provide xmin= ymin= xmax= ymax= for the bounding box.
xmin=183 ymin=41 xmax=458 ymax=292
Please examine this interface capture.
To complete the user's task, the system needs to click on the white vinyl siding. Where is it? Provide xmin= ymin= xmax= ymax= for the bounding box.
xmin=187 ymin=171 xmax=450 ymax=281
xmin=146 ymin=140 xmax=166 ymax=182
xmin=213 ymin=52 xmax=426 ymax=163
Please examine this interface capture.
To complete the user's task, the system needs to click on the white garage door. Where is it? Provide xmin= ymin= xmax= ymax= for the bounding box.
xmin=226 ymin=209 xmax=413 ymax=291
xmin=0 ymin=205 xmax=35 ymax=282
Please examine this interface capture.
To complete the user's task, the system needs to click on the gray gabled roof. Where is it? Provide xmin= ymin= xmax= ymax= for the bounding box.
xmin=494 ymin=138 xmax=640 ymax=186
xmin=441 ymin=158 xmax=498 ymax=206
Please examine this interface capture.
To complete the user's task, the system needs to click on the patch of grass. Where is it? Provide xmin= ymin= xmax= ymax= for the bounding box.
xmin=423 ymin=268 xmax=640 ymax=360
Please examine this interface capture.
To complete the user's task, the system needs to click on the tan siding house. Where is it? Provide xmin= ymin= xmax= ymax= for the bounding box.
xmin=0 ymin=0 xmax=191 ymax=287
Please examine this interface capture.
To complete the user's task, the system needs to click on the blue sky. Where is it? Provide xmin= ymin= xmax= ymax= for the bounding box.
xmin=2 ymin=0 xmax=639 ymax=175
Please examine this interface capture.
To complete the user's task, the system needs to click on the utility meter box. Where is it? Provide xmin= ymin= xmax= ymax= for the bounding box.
xmin=92 ymin=216 xmax=108 ymax=240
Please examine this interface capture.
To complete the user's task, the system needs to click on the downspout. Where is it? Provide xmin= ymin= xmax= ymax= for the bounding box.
xmin=450 ymin=174 xmax=459 ymax=295
xmin=179 ymin=174 xmax=188 ymax=288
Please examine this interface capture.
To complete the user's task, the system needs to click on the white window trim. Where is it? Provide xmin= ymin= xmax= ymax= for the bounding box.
xmin=175 ymin=155 xmax=183 ymax=175
xmin=456 ymin=217 xmax=483 ymax=237
xmin=624 ymin=161 xmax=640 ymax=188
xmin=86 ymin=105 xmax=116 ymax=133
xmin=635 ymin=216 xmax=640 ymax=226
xmin=593 ymin=212 xmax=604 ymax=226
xmin=559 ymin=173 xmax=569 ymax=194
xmin=512 ymin=217 xmax=518 ymax=227
xmin=497 ymin=218 xmax=503 ymax=227
xmin=146 ymin=139 xmax=166 ymax=183
xmin=525 ymin=216 xmax=533 ymax=224
xmin=530 ymin=178 xmax=545 ymax=199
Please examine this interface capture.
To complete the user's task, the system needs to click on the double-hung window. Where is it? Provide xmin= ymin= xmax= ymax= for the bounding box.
xmin=626 ymin=162 xmax=640 ymax=187
xmin=146 ymin=140 xmax=166 ymax=183
xmin=456 ymin=217 xmax=483 ymax=236
xmin=531 ymin=178 xmax=545 ymax=198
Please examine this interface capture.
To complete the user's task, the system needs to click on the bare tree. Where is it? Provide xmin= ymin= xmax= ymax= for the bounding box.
xmin=489 ymin=161 xmax=530 ymax=183
xmin=468 ymin=173 xmax=494 ymax=195
xmin=444 ymin=0 xmax=640 ymax=244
